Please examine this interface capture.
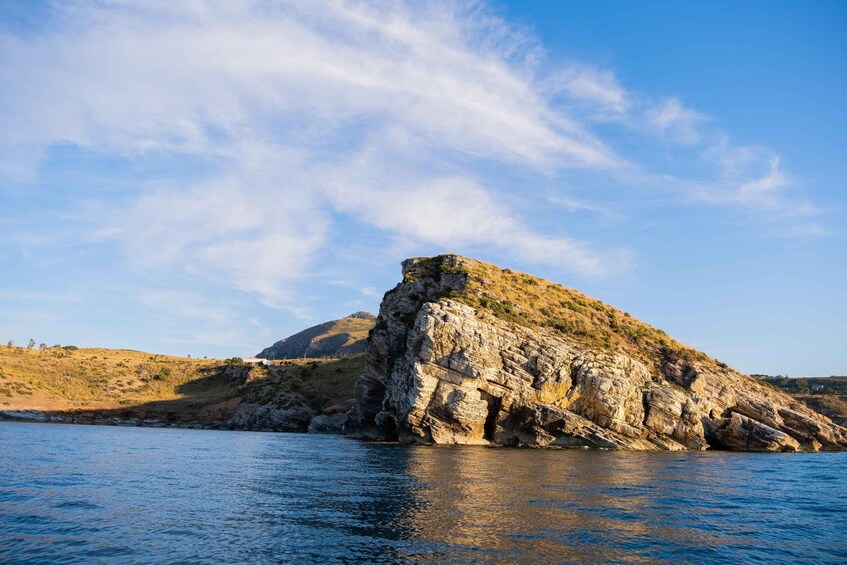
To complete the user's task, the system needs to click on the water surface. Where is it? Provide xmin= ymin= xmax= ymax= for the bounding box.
xmin=1 ymin=422 xmax=845 ymax=563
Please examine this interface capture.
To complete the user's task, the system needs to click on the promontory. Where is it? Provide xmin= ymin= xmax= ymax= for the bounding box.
xmin=345 ymin=254 xmax=847 ymax=451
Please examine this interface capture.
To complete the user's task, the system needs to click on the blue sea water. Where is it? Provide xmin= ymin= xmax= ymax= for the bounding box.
xmin=1 ymin=422 xmax=846 ymax=564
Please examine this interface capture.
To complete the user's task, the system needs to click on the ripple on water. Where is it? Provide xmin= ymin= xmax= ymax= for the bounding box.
xmin=1 ymin=422 xmax=846 ymax=564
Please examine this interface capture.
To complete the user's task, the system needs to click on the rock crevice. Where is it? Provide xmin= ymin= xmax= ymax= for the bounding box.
xmin=345 ymin=255 xmax=847 ymax=451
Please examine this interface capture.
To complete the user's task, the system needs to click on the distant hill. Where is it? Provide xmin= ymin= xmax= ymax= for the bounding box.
xmin=256 ymin=312 xmax=376 ymax=360
xmin=754 ymin=375 xmax=847 ymax=427
xmin=0 ymin=345 xmax=363 ymax=432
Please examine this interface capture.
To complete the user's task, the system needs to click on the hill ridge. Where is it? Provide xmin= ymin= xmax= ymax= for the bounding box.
xmin=345 ymin=254 xmax=847 ymax=451
xmin=256 ymin=312 xmax=376 ymax=360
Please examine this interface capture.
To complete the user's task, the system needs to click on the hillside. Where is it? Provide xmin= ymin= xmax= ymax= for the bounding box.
xmin=256 ymin=312 xmax=376 ymax=359
xmin=0 ymin=345 xmax=363 ymax=431
xmin=406 ymin=254 xmax=722 ymax=376
xmin=346 ymin=254 xmax=847 ymax=451
xmin=758 ymin=376 xmax=847 ymax=427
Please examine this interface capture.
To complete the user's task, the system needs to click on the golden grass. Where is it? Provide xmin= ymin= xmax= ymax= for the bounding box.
xmin=0 ymin=345 xmax=364 ymax=417
xmin=310 ymin=316 xmax=374 ymax=348
xmin=407 ymin=255 xmax=721 ymax=375
xmin=0 ymin=346 xmax=223 ymax=405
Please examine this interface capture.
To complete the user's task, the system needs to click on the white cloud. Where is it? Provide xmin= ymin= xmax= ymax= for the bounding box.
xmin=647 ymin=97 xmax=705 ymax=144
xmin=737 ymin=157 xmax=790 ymax=204
xmin=0 ymin=0 xmax=629 ymax=317
xmin=0 ymin=0 xmax=618 ymax=169
xmin=697 ymin=140 xmax=820 ymax=217
xmin=0 ymin=0 xmax=826 ymax=332
xmin=548 ymin=65 xmax=629 ymax=114
xmin=328 ymin=173 xmax=614 ymax=275
xmin=547 ymin=194 xmax=623 ymax=221
xmin=360 ymin=287 xmax=381 ymax=298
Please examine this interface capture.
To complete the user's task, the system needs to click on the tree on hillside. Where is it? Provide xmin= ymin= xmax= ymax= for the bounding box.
xmin=27 ymin=339 xmax=35 ymax=350
xmin=6 ymin=340 xmax=12 ymax=349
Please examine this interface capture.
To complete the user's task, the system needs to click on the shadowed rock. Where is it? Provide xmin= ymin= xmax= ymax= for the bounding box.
xmin=345 ymin=255 xmax=847 ymax=451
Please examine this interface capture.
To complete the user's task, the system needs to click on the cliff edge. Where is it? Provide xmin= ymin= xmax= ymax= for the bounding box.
xmin=345 ymin=255 xmax=847 ymax=451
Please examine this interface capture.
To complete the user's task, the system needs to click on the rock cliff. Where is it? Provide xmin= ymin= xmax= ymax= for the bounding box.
xmin=345 ymin=255 xmax=847 ymax=451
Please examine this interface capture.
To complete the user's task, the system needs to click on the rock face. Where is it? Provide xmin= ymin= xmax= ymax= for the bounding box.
xmin=256 ymin=312 xmax=376 ymax=360
xmin=225 ymin=356 xmax=364 ymax=433
xmin=345 ymin=255 xmax=847 ymax=451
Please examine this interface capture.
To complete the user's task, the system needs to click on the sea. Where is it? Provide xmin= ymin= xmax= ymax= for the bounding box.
xmin=1 ymin=421 xmax=845 ymax=564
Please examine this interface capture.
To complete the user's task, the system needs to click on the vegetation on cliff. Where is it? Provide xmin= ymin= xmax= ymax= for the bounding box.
xmin=405 ymin=255 xmax=719 ymax=377
xmin=348 ymin=254 xmax=847 ymax=451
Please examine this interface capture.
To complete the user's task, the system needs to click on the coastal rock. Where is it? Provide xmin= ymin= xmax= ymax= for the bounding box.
xmin=0 ymin=410 xmax=52 ymax=423
xmin=706 ymin=412 xmax=802 ymax=452
xmin=228 ymin=401 xmax=314 ymax=432
xmin=345 ymin=255 xmax=847 ymax=451
xmin=307 ymin=413 xmax=346 ymax=434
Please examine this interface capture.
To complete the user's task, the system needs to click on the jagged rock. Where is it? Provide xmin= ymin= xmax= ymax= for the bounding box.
xmin=308 ymin=413 xmax=346 ymax=434
xmin=706 ymin=412 xmax=801 ymax=452
xmin=0 ymin=410 xmax=51 ymax=423
xmin=228 ymin=402 xmax=314 ymax=432
xmin=345 ymin=255 xmax=847 ymax=452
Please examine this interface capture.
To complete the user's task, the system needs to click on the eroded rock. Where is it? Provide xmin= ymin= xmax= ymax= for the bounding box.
xmin=344 ymin=255 xmax=847 ymax=452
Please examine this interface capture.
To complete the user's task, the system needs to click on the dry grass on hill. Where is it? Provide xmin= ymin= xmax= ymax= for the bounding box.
xmin=310 ymin=316 xmax=375 ymax=349
xmin=0 ymin=345 xmax=364 ymax=422
xmin=0 ymin=346 xmax=228 ymax=410
xmin=408 ymin=256 xmax=719 ymax=374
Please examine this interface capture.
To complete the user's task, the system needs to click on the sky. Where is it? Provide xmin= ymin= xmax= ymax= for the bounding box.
xmin=0 ymin=0 xmax=845 ymax=376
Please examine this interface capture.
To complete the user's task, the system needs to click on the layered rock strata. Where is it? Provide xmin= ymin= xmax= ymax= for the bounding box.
xmin=345 ymin=255 xmax=847 ymax=451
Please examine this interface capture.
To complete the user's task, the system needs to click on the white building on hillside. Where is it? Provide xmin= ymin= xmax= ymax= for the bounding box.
xmin=243 ymin=357 xmax=270 ymax=366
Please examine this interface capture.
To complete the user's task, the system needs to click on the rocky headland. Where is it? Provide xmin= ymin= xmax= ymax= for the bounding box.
xmin=345 ymin=255 xmax=847 ymax=451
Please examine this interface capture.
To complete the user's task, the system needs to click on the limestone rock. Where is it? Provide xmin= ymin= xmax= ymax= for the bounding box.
xmin=345 ymin=255 xmax=847 ymax=452
xmin=707 ymin=412 xmax=801 ymax=452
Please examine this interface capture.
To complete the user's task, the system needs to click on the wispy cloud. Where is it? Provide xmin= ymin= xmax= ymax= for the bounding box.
xmin=697 ymin=139 xmax=822 ymax=220
xmin=646 ymin=97 xmax=705 ymax=144
xmin=0 ymin=0 xmax=629 ymax=311
xmin=547 ymin=64 xmax=630 ymax=115
xmin=0 ymin=0 xmax=827 ymax=331
xmin=135 ymin=288 xmax=272 ymax=350
xmin=547 ymin=193 xmax=625 ymax=221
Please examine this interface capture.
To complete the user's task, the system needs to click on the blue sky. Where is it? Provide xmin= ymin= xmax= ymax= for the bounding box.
xmin=0 ymin=1 xmax=844 ymax=375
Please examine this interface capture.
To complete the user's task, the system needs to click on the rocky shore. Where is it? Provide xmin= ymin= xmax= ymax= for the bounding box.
xmin=345 ymin=255 xmax=847 ymax=451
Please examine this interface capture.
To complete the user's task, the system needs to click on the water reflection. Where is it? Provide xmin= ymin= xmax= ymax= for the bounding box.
xmin=1 ymin=423 xmax=845 ymax=564
xmin=395 ymin=448 xmax=845 ymax=564
xmin=397 ymin=448 xmax=660 ymax=562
